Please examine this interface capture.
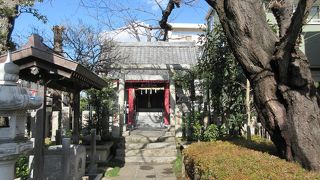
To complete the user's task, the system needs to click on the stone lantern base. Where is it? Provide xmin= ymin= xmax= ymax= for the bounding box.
xmin=0 ymin=140 xmax=33 ymax=180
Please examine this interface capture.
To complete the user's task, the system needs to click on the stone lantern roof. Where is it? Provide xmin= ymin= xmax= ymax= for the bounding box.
xmin=0 ymin=52 xmax=42 ymax=111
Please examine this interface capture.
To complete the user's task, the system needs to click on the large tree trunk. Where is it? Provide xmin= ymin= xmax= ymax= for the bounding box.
xmin=206 ymin=0 xmax=320 ymax=170
xmin=0 ymin=1 xmax=19 ymax=53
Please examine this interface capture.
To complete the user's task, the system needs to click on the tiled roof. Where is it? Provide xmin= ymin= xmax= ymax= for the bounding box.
xmin=114 ymin=42 xmax=198 ymax=65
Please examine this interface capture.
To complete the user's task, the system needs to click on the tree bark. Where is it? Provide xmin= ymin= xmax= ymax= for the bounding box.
xmin=0 ymin=1 xmax=19 ymax=53
xmin=206 ymin=0 xmax=320 ymax=170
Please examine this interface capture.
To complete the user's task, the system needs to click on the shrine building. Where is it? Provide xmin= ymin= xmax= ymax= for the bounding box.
xmin=106 ymin=41 xmax=198 ymax=133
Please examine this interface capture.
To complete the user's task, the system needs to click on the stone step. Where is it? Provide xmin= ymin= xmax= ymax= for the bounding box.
xmin=135 ymin=112 xmax=163 ymax=117
xmin=125 ymin=135 xmax=175 ymax=143
xmin=121 ymin=142 xmax=177 ymax=150
xmin=135 ymin=112 xmax=164 ymax=128
xmin=122 ymin=130 xmax=130 ymax=137
xmin=136 ymin=122 xmax=164 ymax=129
xmin=165 ymin=131 xmax=175 ymax=136
xmin=115 ymin=156 xmax=177 ymax=163
xmin=116 ymin=148 xmax=177 ymax=157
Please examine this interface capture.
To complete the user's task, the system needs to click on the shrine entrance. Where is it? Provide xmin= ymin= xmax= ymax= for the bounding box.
xmin=126 ymin=80 xmax=170 ymax=128
xmin=135 ymin=88 xmax=164 ymax=112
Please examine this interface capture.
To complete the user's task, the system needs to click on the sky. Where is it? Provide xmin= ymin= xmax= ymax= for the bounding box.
xmin=13 ymin=0 xmax=210 ymax=45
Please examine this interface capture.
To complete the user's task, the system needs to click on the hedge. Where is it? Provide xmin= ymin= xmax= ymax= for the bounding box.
xmin=183 ymin=141 xmax=320 ymax=180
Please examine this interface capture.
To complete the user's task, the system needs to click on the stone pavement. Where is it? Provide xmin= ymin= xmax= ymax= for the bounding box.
xmin=102 ymin=163 xmax=177 ymax=180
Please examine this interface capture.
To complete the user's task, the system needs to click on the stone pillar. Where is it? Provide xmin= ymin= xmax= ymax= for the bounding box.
xmin=62 ymin=138 xmax=71 ymax=180
xmin=112 ymin=78 xmax=125 ymax=137
xmin=81 ymin=110 xmax=90 ymax=128
xmin=51 ymin=111 xmax=60 ymax=141
xmin=88 ymin=129 xmax=97 ymax=174
xmin=169 ymin=78 xmax=176 ymax=127
xmin=62 ymin=106 xmax=70 ymax=131
xmin=175 ymin=105 xmax=183 ymax=137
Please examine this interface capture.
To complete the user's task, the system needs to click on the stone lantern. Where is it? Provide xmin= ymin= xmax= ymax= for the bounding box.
xmin=0 ymin=52 xmax=42 ymax=180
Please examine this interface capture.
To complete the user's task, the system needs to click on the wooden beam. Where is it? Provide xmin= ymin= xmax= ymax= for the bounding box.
xmin=164 ymin=83 xmax=170 ymax=125
xmin=128 ymin=88 xmax=135 ymax=125
xmin=33 ymin=84 xmax=47 ymax=180
xmin=72 ymin=91 xmax=80 ymax=144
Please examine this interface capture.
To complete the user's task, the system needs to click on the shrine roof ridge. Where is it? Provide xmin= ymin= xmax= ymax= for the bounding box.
xmin=115 ymin=41 xmax=196 ymax=47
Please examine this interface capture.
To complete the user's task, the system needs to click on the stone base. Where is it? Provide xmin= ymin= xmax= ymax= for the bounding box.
xmin=0 ymin=140 xmax=33 ymax=180
xmin=43 ymin=145 xmax=86 ymax=180
xmin=112 ymin=125 xmax=120 ymax=137
xmin=0 ymin=160 xmax=15 ymax=180
xmin=85 ymin=142 xmax=113 ymax=162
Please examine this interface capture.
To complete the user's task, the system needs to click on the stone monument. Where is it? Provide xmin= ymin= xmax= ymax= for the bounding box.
xmin=0 ymin=52 xmax=42 ymax=180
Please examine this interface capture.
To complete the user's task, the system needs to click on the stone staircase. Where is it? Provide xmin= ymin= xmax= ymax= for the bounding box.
xmin=115 ymin=127 xmax=177 ymax=163
xmin=135 ymin=112 xmax=164 ymax=128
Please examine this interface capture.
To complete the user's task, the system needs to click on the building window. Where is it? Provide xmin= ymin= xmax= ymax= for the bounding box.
xmin=309 ymin=6 xmax=320 ymax=19
xmin=304 ymin=31 xmax=320 ymax=66
xmin=0 ymin=116 xmax=9 ymax=128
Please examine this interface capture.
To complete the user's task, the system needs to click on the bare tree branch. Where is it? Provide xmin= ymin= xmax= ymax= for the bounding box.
xmin=62 ymin=21 xmax=119 ymax=73
xmin=159 ymin=0 xmax=181 ymax=41
xmin=154 ymin=0 xmax=165 ymax=12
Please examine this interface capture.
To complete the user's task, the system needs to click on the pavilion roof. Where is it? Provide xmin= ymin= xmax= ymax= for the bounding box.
xmin=0 ymin=34 xmax=107 ymax=92
xmin=109 ymin=41 xmax=199 ymax=68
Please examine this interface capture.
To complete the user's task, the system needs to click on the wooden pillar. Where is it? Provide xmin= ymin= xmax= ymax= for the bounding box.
xmin=72 ymin=91 xmax=80 ymax=144
xmin=169 ymin=78 xmax=176 ymax=126
xmin=34 ymin=84 xmax=47 ymax=180
xmin=164 ymin=83 xmax=170 ymax=125
xmin=128 ymin=88 xmax=135 ymax=125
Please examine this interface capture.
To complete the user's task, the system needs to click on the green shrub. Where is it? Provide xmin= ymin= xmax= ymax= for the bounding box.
xmin=192 ymin=121 xmax=202 ymax=141
xmin=104 ymin=167 xmax=120 ymax=177
xmin=15 ymin=155 xmax=29 ymax=180
xmin=203 ymin=124 xmax=219 ymax=142
xmin=183 ymin=141 xmax=320 ymax=180
xmin=45 ymin=137 xmax=54 ymax=146
xmin=227 ymin=135 xmax=278 ymax=155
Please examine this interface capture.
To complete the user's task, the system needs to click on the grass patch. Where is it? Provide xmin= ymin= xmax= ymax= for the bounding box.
xmin=173 ymin=153 xmax=182 ymax=176
xmin=104 ymin=167 xmax=120 ymax=177
xmin=98 ymin=157 xmax=124 ymax=177
xmin=183 ymin=141 xmax=320 ymax=179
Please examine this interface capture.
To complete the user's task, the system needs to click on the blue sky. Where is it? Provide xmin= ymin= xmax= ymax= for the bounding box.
xmin=13 ymin=0 xmax=209 ymax=44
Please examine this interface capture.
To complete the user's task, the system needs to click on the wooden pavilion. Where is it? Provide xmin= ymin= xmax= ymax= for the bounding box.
xmin=0 ymin=34 xmax=107 ymax=179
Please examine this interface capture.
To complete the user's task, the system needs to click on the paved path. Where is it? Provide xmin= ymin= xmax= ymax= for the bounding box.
xmin=102 ymin=163 xmax=177 ymax=180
